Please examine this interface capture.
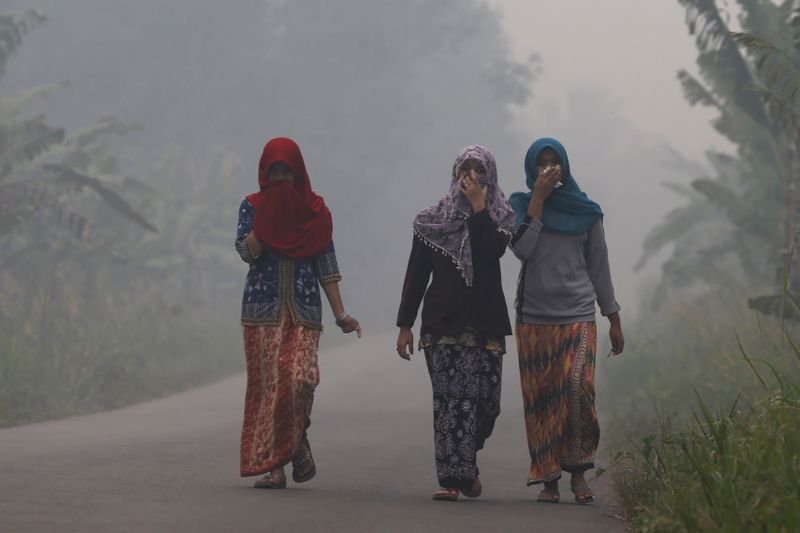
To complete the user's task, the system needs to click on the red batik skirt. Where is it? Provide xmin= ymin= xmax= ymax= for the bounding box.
xmin=240 ymin=313 xmax=320 ymax=477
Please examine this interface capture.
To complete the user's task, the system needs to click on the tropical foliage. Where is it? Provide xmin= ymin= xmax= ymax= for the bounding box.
xmin=0 ymin=1 xmax=533 ymax=425
xmin=601 ymin=0 xmax=800 ymax=435
xmin=614 ymin=358 xmax=800 ymax=532
xmin=636 ymin=0 xmax=798 ymax=312
xmin=0 ymin=10 xmax=243 ymax=426
xmin=0 ymin=10 xmax=154 ymax=240
xmin=606 ymin=3 xmax=800 ymax=528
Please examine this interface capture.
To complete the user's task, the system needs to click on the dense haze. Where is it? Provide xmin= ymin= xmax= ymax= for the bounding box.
xmin=4 ymin=4 xmax=800 ymax=529
xmin=1 ymin=0 xmax=701 ymax=333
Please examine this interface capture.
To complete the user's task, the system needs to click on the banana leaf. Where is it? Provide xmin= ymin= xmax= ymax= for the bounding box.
xmin=43 ymin=164 xmax=157 ymax=233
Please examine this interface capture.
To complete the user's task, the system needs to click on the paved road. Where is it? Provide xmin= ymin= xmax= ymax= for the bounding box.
xmin=0 ymin=334 xmax=625 ymax=532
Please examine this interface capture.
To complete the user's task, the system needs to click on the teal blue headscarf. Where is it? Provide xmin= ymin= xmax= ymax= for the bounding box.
xmin=508 ymin=137 xmax=603 ymax=235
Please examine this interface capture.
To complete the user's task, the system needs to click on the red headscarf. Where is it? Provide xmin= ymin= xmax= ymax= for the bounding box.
xmin=246 ymin=137 xmax=333 ymax=259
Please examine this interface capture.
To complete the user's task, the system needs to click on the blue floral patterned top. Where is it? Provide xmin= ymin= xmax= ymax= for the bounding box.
xmin=236 ymin=198 xmax=341 ymax=330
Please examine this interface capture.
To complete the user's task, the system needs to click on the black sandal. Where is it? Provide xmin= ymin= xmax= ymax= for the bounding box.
xmin=292 ymin=436 xmax=316 ymax=483
xmin=462 ymin=478 xmax=482 ymax=498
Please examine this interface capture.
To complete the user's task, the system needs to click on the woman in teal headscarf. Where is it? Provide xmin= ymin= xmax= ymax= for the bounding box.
xmin=508 ymin=138 xmax=624 ymax=504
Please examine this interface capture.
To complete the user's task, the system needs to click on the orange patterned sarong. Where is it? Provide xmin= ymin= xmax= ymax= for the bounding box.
xmin=516 ymin=321 xmax=599 ymax=484
xmin=240 ymin=313 xmax=320 ymax=477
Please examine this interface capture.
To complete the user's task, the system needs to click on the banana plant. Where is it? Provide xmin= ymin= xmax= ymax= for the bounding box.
xmin=0 ymin=9 xmax=155 ymax=241
xmin=639 ymin=1 xmax=798 ymax=315
xmin=727 ymin=3 xmax=800 ymax=319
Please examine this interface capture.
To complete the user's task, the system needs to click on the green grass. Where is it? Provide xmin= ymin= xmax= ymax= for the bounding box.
xmin=597 ymin=287 xmax=798 ymax=450
xmin=608 ymin=303 xmax=800 ymax=532
xmin=0 ymin=305 xmax=241 ymax=427
xmin=0 ymin=290 xmax=355 ymax=428
xmin=614 ymin=384 xmax=800 ymax=532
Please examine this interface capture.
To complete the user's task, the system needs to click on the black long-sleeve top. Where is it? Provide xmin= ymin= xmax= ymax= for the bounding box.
xmin=396 ymin=209 xmax=512 ymax=337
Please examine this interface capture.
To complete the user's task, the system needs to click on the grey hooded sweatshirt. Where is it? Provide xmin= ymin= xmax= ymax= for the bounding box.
xmin=509 ymin=215 xmax=620 ymax=325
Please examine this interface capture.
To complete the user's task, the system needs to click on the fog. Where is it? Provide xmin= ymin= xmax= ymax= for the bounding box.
xmin=1 ymin=0 xmax=718 ymax=327
xmin=1 ymin=0 xmax=758 ymax=435
xmin=5 ymin=4 xmax=799 ymax=529
xmin=4 ymin=1 xmax=514 ymax=328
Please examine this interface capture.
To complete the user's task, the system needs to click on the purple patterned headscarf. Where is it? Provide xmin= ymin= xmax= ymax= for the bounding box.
xmin=412 ymin=145 xmax=515 ymax=286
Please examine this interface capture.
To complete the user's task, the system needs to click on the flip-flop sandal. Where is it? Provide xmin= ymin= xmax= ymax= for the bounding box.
xmin=570 ymin=481 xmax=595 ymax=504
xmin=292 ymin=436 xmax=316 ymax=483
xmin=254 ymin=469 xmax=286 ymax=489
xmin=432 ymin=487 xmax=460 ymax=501
xmin=462 ymin=479 xmax=482 ymax=498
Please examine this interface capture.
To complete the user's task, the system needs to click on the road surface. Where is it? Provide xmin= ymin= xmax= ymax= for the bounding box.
xmin=0 ymin=333 xmax=625 ymax=532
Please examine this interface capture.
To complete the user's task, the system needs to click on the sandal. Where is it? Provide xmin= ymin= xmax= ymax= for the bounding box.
xmin=570 ymin=479 xmax=595 ymax=504
xmin=291 ymin=436 xmax=316 ymax=483
xmin=537 ymin=481 xmax=560 ymax=503
xmin=432 ymin=487 xmax=460 ymax=501
xmin=462 ymin=478 xmax=482 ymax=498
xmin=254 ymin=467 xmax=286 ymax=489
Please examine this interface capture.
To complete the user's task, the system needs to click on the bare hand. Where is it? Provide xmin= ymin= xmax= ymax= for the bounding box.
xmin=532 ymin=165 xmax=562 ymax=202
xmin=609 ymin=323 xmax=624 ymax=356
xmin=460 ymin=170 xmax=488 ymax=212
xmin=245 ymin=230 xmax=263 ymax=257
xmin=339 ymin=316 xmax=362 ymax=338
xmin=396 ymin=327 xmax=414 ymax=360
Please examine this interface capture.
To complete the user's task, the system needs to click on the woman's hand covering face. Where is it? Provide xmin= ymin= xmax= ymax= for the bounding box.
xmin=460 ymin=170 xmax=488 ymax=210
xmin=532 ymin=165 xmax=561 ymax=201
xmin=458 ymin=158 xmax=488 ymax=212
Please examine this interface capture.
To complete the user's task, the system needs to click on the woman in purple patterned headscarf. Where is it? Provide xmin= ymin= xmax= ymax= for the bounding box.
xmin=395 ymin=145 xmax=515 ymax=501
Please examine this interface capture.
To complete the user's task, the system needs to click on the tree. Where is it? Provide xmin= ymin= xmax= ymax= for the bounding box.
xmin=0 ymin=1 xmax=537 ymax=424
xmin=727 ymin=3 xmax=800 ymax=318
xmin=0 ymin=8 xmax=185 ymax=426
xmin=0 ymin=9 xmax=154 ymax=242
xmin=637 ymin=0 xmax=798 ymax=309
xmin=0 ymin=0 xmax=537 ymax=324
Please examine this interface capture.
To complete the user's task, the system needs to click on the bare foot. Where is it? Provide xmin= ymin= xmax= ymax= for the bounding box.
xmin=570 ymin=473 xmax=594 ymax=504
xmin=537 ymin=480 xmax=560 ymax=503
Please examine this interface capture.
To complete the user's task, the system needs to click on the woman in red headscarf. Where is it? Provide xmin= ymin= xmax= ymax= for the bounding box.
xmin=235 ymin=137 xmax=361 ymax=489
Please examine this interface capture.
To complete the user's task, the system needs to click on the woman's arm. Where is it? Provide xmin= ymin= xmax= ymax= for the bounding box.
xmin=508 ymin=168 xmax=559 ymax=261
xmin=245 ymin=231 xmax=262 ymax=258
xmin=459 ymin=171 xmax=510 ymax=257
xmin=467 ymin=210 xmax=510 ymax=258
xmin=321 ymin=280 xmax=361 ymax=337
xmin=585 ymin=220 xmax=620 ymax=317
xmin=508 ymin=216 xmax=543 ymax=261
xmin=606 ymin=311 xmax=624 ymax=356
xmin=396 ymin=235 xmax=433 ymax=329
xmin=585 ymin=220 xmax=624 ymax=355
xmin=312 ymin=243 xmax=360 ymax=336
xmin=235 ymin=199 xmax=260 ymax=263
xmin=396 ymin=235 xmax=433 ymax=359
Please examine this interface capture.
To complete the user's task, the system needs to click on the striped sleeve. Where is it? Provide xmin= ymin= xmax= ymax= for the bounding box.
xmin=235 ymin=198 xmax=259 ymax=264
xmin=313 ymin=242 xmax=342 ymax=284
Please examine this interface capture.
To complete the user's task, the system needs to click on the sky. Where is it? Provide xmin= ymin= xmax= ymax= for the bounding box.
xmin=477 ymin=0 xmax=747 ymax=311
xmin=488 ymin=0 xmax=732 ymax=161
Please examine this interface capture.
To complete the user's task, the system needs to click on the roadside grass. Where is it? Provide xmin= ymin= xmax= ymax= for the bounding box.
xmin=0 ymin=301 xmax=241 ymax=427
xmin=0 ymin=286 xmax=356 ymax=428
xmin=611 ymin=321 xmax=800 ymax=531
xmin=597 ymin=286 xmax=796 ymax=449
